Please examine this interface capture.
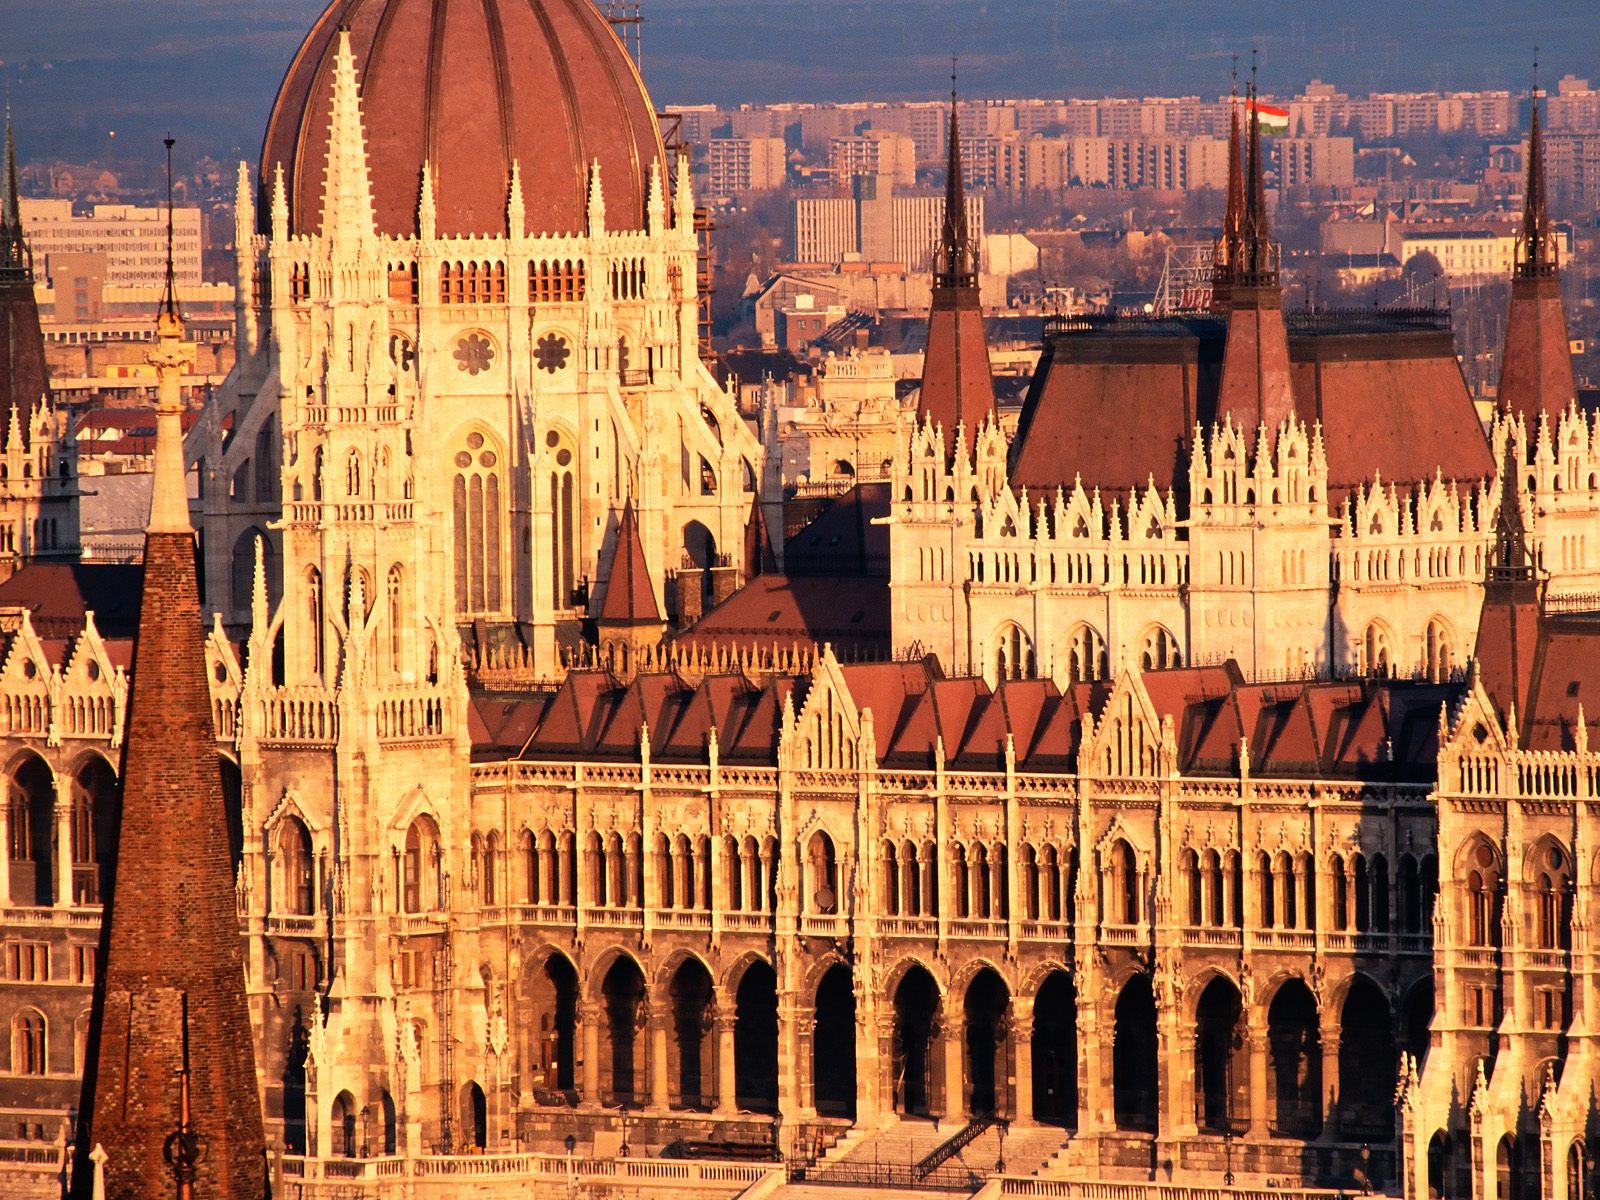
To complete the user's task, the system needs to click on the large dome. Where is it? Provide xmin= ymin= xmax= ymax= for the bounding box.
xmin=260 ymin=0 xmax=667 ymax=239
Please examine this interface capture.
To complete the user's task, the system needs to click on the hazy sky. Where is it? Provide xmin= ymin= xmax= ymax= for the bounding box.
xmin=3 ymin=0 xmax=1597 ymax=167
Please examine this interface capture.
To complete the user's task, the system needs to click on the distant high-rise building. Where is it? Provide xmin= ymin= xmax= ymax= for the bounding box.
xmin=703 ymin=136 xmax=788 ymax=199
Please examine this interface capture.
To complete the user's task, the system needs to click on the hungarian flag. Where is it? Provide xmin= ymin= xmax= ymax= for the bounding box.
xmin=1248 ymin=100 xmax=1290 ymax=134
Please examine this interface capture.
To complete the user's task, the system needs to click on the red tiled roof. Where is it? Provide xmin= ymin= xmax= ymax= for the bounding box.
xmin=918 ymin=285 xmax=996 ymax=454
xmin=677 ymin=574 xmax=890 ymax=659
xmin=598 ymin=500 xmax=662 ymax=626
xmin=0 ymin=562 xmax=144 ymax=639
xmin=1497 ymin=275 xmax=1578 ymax=425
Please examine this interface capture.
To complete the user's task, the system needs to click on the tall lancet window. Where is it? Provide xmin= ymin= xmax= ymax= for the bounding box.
xmin=306 ymin=567 xmax=325 ymax=679
xmin=387 ymin=566 xmax=404 ymax=674
xmin=452 ymin=432 xmax=503 ymax=614
xmin=546 ymin=429 xmax=576 ymax=609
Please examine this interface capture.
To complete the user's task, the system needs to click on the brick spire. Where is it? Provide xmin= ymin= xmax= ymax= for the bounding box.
xmin=1215 ymin=74 xmax=1296 ymax=435
xmin=1496 ymin=71 xmax=1576 ymax=423
xmin=72 ymin=138 xmax=266 ymax=1200
xmin=917 ymin=66 xmax=995 ymax=459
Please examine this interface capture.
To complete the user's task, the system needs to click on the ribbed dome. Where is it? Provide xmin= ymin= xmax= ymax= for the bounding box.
xmin=260 ymin=0 xmax=667 ymax=239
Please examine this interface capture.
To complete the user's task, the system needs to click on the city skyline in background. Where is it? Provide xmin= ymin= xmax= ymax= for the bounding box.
xmin=2 ymin=0 xmax=1598 ymax=165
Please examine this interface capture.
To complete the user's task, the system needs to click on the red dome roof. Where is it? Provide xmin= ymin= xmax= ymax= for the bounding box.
xmin=261 ymin=0 xmax=667 ymax=239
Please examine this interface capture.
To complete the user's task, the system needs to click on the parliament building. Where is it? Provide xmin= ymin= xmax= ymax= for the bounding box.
xmin=2 ymin=2 xmax=1599 ymax=1198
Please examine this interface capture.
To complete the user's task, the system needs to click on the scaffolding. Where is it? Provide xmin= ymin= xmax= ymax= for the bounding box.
xmin=1154 ymin=243 xmax=1219 ymax=316
xmin=601 ymin=0 xmax=643 ymax=70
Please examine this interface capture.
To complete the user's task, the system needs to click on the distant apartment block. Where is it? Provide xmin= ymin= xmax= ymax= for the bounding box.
xmin=830 ymin=131 xmax=918 ymax=188
xmin=18 ymin=198 xmax=204 ymax=290
xmin=1277 ymin=136 xmax=1357 ymax=190
xmin=1546 ymin=76 xmax=1600 ymax=133
xmin=1066 ymin=136 xmax=1231 ymax=191
xmin=790 ymin=176 xmax=984 ymax=271
xmin=704 ymin=137 xmax=788 ymax=199
xmin=1544 ymin=135 xmax=1600 ymax=209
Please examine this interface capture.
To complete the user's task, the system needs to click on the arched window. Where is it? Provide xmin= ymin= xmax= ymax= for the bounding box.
xmin=1425 ymin=618 xmax=1455 ymax=682
xmin=452 ymin=431 xmax=504 ymax=614
xmin=482 ymin=833 xmax=500 ymax=907
xmin=1534 ymin=842 xmax=1573 ymax=951
xmin=544 ymin=429 xmax=577 ymax=609
xmin=1108 ymin=839 xmax=1138 ymax=925
xmin=386 ymin=565 xmax=404 ymax=674
xmin=403 ymin=817 xmax=441 ymax=913
xmin=1066 ymin=624 xmax=1107 ymax=682
xmin=808 ymin=831 xmax=838 ymax=913
xmin=305 ymin=567 xmax=325 ymax=678
xmin=994 ymin=623 xmax=1035 ymax=682
xmin=11 ymin=1010 xmax=46 ymax=1076
xmin=1139 ymin=625 xmax=1180 ymax=671
xmin=1464 ymin=841 xmax=1501 ymax=948
xmin=1362 ymin=622 xmax=1391 ymax=677
xmin=277 ymin=817 xmax=315 ymax=915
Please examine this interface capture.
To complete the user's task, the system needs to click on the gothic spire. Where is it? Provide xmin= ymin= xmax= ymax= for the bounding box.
xmin=1212 ymin=65 xmax=1245 ymax=311
xmin=1518 ymin=64 xmax=1557 ymax=279
xmin=320 ymin=28 xmax=376 ymax=242
xmin=159 ymin=135 xmax=180 ymax=327
xmin=1 ymin=101 xmax=31 ymax=285
xmin=918 ymin=64 xmax=996 ymax=458
xmin=1240 ymin=68 xmax=1277 ymax=286
xmin=936 ymin=64 xmax=976 ymax=290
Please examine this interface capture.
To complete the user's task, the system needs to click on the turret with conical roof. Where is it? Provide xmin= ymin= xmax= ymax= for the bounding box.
xmin=71 ymin=138 xmax=266 ymax=1200
xmin=917 ymin=74 xmax=996 ymax=459
xmin=1496 ymin=72 xmax=1577 ymax=425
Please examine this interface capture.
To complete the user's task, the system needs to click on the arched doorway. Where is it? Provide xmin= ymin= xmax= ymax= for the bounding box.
xmin=461 ymin=1081 xmax=486 ymax=1149
xmin=734 ymin=961 xmax=778 ymax=1113
xmin=1113 ymin=974 xmax=1157 ymax=1131
xmin=8 ymin=755 xmax=55 ymax=906
xmin=1195 ymin=976 xmax=1244 ymax=1132
xmin=669 ymin=959 xmax=715 ymax=1110
xmin=813 ymin=964 xmax=856 ymax=1118
xmin=380 ymin=1091 xmax=397 ymax=1155
xmin=1032 ymin=971 xmax=1078 ymax=1128
xmin=525 ymin=954 xmax=578 ymax=1099
xmin=892 ymin=966 xmax=940 ymax=1117
xmin=331 ymin=1090 xmax=357 ymax=1157
xmin=600 ymin=957 xmax=646 ymax=1106
xmin=1340 ymin=977 xmax=1396 ymax=1137
xmin=963 ymin=969 xmax=1010 ymax=1118
xmin=1267 ymin=979 xmax=1321 ymax=1137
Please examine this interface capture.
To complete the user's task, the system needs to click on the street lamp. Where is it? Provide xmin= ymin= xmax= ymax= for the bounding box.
xmin=1224 ymin=1130 xmax=1235 ymax=1187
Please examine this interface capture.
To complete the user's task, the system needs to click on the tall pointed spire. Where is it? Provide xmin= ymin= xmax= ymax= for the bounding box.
xmin=935 ymin=62 xmax=976 ymax=290
xmin=320 ymin=28 xmax=376 ymax=241
xmin=1 ymin=101 xmax=31 ymax=284
xmin=918 ymin=62 xmax=996 ymax=457
xmin=72 ymin=133 xmax=265 ymax=1200
xmin=1496 ymin=60 xmax=1577 ymax=424
xmin=1212 ymin=62 xmax=1245 ymax=312
xmin=0 ymin=104 xmax=46 ymax=461
xmin=1518 ymin=59 xmax=1557 ymax=280
xmin=1214 ymin=61 xmax=1295 ymax=434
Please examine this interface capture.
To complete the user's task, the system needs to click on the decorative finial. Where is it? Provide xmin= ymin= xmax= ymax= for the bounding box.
xmin=160 ymin=133 xmax=180 ymax=326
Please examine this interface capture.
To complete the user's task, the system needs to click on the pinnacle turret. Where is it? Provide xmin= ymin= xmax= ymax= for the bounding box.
xmin=1 ymin=103 xmax=32 ymax=285
xmin=319 ymin=29 xmax=376 ymax=242
xmin=1517 ymin=72 xmax=1558 ymax=279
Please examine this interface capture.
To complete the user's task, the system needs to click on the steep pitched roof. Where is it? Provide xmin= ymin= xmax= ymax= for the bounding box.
xmin=598 ymin=499 xmax=662 ymax=626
